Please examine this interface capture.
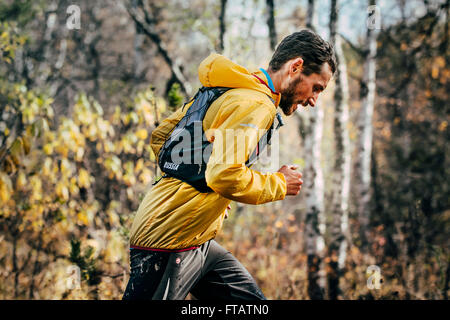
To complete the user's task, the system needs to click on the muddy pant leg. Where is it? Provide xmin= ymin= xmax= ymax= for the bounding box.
xmin=122 ymin=249 xmax=170 ymax=300
xmin=123 ymin=241 xmax=212 ymax=300
xmin=152 ymin=241 xmax=211 ymax=300
xmin=190 ymin=240 xmax=266 ymax=300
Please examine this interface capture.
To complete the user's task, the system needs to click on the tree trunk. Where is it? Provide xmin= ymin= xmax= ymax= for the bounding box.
xmin=127 ymin=3 xmax=192 ymax=96
xmin=132 ymin=0 xmax=146 ymax=81
xmin=266 ymin=0 xmax=277 ymax=50
xmin=299 ymin=0 xmax=326 ymax=300
xmin=303 ymin=105 xmax=327 ymax=300
xmin=37 ymin=2 xmax=58 ymax=87
xmin=306 ymin=0 xmax=318 ymax=31
xmin=354 ymin=0 xmax=378 ymax=251
xmin=328 ymin=0 xmax=351 ymax=300
xmin=217 ymin=0 xmax=227 ymax=53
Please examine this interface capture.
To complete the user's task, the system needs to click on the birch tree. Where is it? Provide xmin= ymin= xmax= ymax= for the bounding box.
xmin=132 ymin=0 xmax=146 ymax=82
xmin=306 ymin=0 xmax=318 ymax=30
xmin=298 ymin=0 xmax=326 ymax=300
xmin=126 ymin=0 xmax=192 ymax=96
xmin=266 ymin=0 xmax=277 ymax=50
xmin=354 ymin=0 xmax=378 ymax=251
xmin=328 ymin=0 xmax=351 ymax=300
xmin=217 ymin=0 xmax=228 ymax=53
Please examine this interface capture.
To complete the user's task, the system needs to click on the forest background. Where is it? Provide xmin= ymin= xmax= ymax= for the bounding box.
xmin=0 ymin=0 xmax=448 ymax=300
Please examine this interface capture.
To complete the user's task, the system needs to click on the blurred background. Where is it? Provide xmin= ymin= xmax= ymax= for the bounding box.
xmin=0 ymin=0 xmax=448 ymax=300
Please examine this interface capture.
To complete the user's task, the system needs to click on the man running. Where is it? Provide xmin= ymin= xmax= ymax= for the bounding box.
xmin=123 ymin=29 xmax=336 ymax=300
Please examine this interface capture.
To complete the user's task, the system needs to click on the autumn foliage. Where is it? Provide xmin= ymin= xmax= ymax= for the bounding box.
xmin=1 ymin=22 xmax=170 ymax=298
xmin=0 ymin=1 xmax=449 ymax=300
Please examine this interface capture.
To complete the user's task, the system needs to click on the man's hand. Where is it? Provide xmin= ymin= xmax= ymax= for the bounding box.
xmin=278 ymin=165 xmax=303 ymax=196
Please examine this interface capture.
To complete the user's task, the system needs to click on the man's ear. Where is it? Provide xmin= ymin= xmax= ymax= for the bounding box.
xmin=289 ymin=57 xmax=304 ymax=75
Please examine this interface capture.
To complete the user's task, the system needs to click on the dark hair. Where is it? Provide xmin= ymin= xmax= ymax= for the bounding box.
xmin=268 ymin=29 xmax=336 ymax=75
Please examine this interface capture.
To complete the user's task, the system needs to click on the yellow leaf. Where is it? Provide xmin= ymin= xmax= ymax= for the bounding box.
xmin=77 ymin=211 xmax=89 ymax=226
xmin=137 ymin=140 xmax=145 ymax=154
xmin=30 ymin=176 xmax=43 ymax=201
xmin=124 ymin=161 xmax=134 ymax=173
xmin=431 ymin=66 xmax=439 ymax=79
xmin=122 ymin=114 xmax=130 ymax=126
xmin=97 ymin=119 xmax=108 ymax=137
xmin=42 ymin=157 xmax=52 ymax=176
xmin=149 ymin=149 xmax=155 ymax=161
xmin=135 ymin=159 xmax=144 ymax=173
xmin=112 ymin=106 xmax=121 ymax=125
xmin=88 ymin=124 xmax=97 ymax=141
xmin=0 ymin=176 xmax=11 ymax=203
xmin=104 ymin=141 xmax=114 ymax=153
xmin=22 ymin=136 xmax=31 ymax=154
xmin=351 ymin=246 xmax=360 ymax=256
xmin=43 ymin=143 xmax=53 ymax=155
xmin=123 ymin=174 xmax=131 ymax=186
xmin=60 ymin=159 xmax=72 ymax=176
xmin=78 ymin=169 xmax=91 ymax=188
xmin=129 ymin=112 xmax=139 ymax=124
xmin=75 ymin=147 xmax=84 ymax=162
xmin=126 ymin=187 xmax=133 ymax=200
xmin=275 ymin=220 xmax=283 ymax=229
xmin=108 ymin=210 xmax=120 ymax=227
xmin=9 ymin=137 xmax=23 ymax=164
xmin=69 ymin=183 xmax=79 ymax=195
xmin=55 ymin=144 xmax=68 ymax=158
xmin=139 ymin=169 xmax=152 ymax=185
xmin=435 ymin=56 xmax=445 ymax=68
xmin=16 ymin=171 xmax=27 ymax=190
xmin=256 ymin=269 xmax=267 ymax=279
xmin=56 ymin=182 xmax=69 ymax=201
xmin=136 ymin=129 xmax=148 ymax=140
xmin=156 ymin=97 xmax=167 ymax=113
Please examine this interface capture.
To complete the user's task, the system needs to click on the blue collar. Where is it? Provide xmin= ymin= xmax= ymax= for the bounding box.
xmin=259 ymin=68 xmax=275 ymax=92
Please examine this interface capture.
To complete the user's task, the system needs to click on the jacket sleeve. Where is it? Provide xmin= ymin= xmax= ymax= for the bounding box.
xmin=204 ymin=100 xmax=287 ymax=204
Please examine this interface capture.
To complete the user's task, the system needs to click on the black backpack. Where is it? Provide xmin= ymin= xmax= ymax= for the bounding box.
xmin=157 ymin=86 xmax=283 ymax=193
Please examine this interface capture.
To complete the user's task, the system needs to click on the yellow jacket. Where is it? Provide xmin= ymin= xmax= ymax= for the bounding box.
xmin=129 ymin=54 xmax=287 ymax=250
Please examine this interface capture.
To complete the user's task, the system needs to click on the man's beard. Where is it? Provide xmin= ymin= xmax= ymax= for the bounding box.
xmin=279 ymin=75 xmax=302 ymax=115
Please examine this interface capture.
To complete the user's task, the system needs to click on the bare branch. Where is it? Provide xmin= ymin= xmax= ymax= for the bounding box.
xmin=339 ymin=32 xmax=366 ymax=57
xmin=126 ymin=3 xmax=192 ymax=96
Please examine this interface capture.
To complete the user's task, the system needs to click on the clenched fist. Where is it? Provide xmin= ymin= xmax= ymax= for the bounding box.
xmin=278 ymin=165 xmax=303 ymax=196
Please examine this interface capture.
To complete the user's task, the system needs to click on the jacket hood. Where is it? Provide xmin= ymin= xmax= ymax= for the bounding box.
xmin=198 ymin=53 xmax=281 ymax=106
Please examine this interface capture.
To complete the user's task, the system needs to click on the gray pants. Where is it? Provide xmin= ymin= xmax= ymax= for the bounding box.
xmin=122 ymin=240 xmax=266 ymax=300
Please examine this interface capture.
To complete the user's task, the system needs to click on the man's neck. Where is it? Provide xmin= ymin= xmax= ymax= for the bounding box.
xmin=267 ymin=68 xmax=281 ymax=93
